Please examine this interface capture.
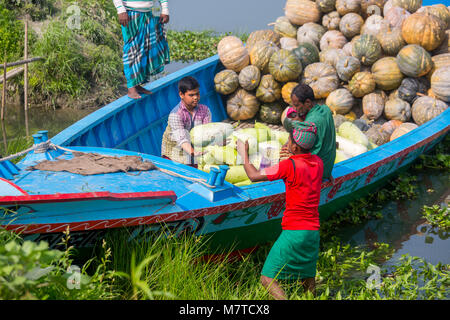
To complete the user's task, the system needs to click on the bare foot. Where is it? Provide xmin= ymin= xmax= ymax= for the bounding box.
xmin=127 ymin=87 xmax=142 ymax=99
xmin=136 ymin=85 xmax=153 ymax=95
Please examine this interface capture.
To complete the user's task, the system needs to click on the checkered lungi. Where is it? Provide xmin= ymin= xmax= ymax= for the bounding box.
xmin=121 ymin=10 xmax=170 ymax=88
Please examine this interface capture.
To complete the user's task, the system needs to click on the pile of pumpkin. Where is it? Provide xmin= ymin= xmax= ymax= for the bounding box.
xmin=213 ymin=0 xmax=449 ymax=163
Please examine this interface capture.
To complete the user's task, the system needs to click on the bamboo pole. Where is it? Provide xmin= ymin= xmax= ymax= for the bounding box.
xmin=1 ymin=57 xmax=6 ymax=122
xmin=1 ymin=119 xmax=7 ymax=153
xmin=0 ymin=57 xmax=43 ymax=69
xmin=24 ymin=19 xmax=29 ymax=136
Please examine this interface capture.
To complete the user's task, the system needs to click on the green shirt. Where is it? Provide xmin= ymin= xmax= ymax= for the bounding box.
xmin=305 ymin=104 xmax=336 ymax=179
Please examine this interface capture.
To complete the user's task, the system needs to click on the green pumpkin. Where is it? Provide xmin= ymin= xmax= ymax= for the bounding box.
xmin=292 ymin=42 xmax=320 ymax=69
xmin=246 ymin=29 xmax=281 ymax=50
xmin=397 ymin=77 xmax=428 ymax=104
xmin=352 ymin=34 xmax=382 ymax=66
xmin=268 ymin=49 xmax=303 ymax=83
xmin=396 ymin=44 xmax=433 ymax=78
xmin=249 ymin=40 xmax=280 ymax=74
xmin=238 ymin=65 xmax=261 ymax=91
xmin=371 ymin=57 xmax=404 ymax=91
xmin=256 ymin=74 xmax=282 ymax=103
xmin=391 ymin=0 xmax=423 ymax=13
xmin=316 ymin=0 xmax=336 ymax=13
xmin=272 ymin=16 xmax=298 ymax=38
xmin=348 ymin=71 xmax=376 ymax=97
xmin=377 ymin=25 xmax=406 ymax=56
xmin=259 ymin=102 xmax=286 ymax=124
xmin=214 ymin=69 xmax=239 ymax=95
xmin=336 ymin=56 xmax=361 ymax=82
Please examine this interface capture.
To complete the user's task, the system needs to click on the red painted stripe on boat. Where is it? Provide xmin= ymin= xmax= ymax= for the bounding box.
xmin=0 ymin=178 xmax=29 ymax=196
xmin=4 ymin=126 xmax=449 ymax=235
xmin=0 ymin=190 xmax=177 ymax=204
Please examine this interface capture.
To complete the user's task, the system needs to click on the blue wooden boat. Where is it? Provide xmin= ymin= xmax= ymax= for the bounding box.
xmin=0 ymin=33 xmax=449 ymax=254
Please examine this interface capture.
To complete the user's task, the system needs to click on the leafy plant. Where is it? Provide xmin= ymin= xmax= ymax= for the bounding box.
xmin=421 ymin=205 xmax=450 ymax=231
xmin=0 ymin=6 xmax=24 ymax=63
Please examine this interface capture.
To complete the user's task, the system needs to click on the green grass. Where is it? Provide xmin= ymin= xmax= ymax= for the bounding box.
xmin=167 ymin=30 xmax=248 ymax=63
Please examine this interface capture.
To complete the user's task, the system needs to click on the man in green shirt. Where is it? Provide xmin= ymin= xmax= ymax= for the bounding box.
xmin=280 ymin=84 xmax=336 ymax=179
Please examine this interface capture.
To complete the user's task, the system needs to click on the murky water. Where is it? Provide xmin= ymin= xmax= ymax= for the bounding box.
xmin=339 ymin=171 xmax=449 ymax=265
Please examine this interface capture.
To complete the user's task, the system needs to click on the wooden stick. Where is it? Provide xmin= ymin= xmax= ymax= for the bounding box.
xmin=24 ymin=19 xmax=29 ymax=136
xmin=1 ymin=59 xmax=6 ymax=122
xmin=0 ymin=67 xmax=24 ymax=83
xmin=1 ymin=119 xmax=7 ymax=153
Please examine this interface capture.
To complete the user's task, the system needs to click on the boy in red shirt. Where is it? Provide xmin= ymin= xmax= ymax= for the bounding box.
xmin=237 ymin=121 xmax=323 ymax=300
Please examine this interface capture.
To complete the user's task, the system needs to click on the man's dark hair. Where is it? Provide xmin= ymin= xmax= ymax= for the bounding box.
xmin=291 ymin=84 xmax=314 ymax=103
xmin=178 ymin=76 xmax=200 ymax=94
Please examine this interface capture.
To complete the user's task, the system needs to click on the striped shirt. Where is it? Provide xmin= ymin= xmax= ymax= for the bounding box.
xmin=113 ymin=0 xmax=169 ymax=15
xmin=161 ymin=101 xmax=211 ymax=164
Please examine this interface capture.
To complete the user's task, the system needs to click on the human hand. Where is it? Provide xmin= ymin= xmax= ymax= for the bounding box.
xmin=193 ymin=150 xmax=205 ymax=157
xmin=236 ymin=139 xmax=249 ymax=158
xmin=118 ymin=12 xmax=129 ymax=27
xmin=159 ymin=14 xmax=169 ymax=24
xmin=279 ymin=145 xmax=292 ymax=160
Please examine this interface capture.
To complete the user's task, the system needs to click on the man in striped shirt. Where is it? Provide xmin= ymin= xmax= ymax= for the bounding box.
xmin=161 ymin=77 xmax=212 ymax=166
xmin=113 ymin=0 xmax=170 ymax=99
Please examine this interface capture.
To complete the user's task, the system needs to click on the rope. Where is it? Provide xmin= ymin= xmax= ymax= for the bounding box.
xmin=0 ymin=141 xmax=218 ymax=189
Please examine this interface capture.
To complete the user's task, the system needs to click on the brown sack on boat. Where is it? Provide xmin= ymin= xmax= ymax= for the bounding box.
xmin=27 ymin=152 xmax=156 ymax=175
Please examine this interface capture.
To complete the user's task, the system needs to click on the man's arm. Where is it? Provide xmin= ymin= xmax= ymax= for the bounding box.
xmin=237 ymin=140 xmax=268 ymax=182
xmin=112 ymin=0 xmax=129 ymax=26
xmin=159 ymin=0 xmax=170 ymax=24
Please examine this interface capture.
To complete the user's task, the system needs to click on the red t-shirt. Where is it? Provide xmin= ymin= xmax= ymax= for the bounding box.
xmin=265 ymin=153 xmax=323 ymax=230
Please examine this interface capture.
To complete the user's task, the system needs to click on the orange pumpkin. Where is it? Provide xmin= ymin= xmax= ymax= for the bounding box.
xmin=285 ymin=0 xmax=322 ymax=26
xmin=302 ymin=62 xmax=339 ymax=99
xmin=380 ymin=119 xmax=403 ymax=137
xmin=281 ymin=82 xmax=299 ymax=105
xmin=320 ymin=30 xmax=348 ymax=51
xmin=218 ymin=36 xmax=250 ymax=72
xmin=401 ymin=12 xmax=446 ymax=52
xmin=362 ymin=92 xmax=385 ymax=120
xmin=390 ymin=122 xmax=418 ymax=141
xmin=226 ymin=89 xmax=260 ymax=120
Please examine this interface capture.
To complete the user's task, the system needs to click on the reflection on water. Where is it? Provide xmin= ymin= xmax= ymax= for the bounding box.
xmin=1 ymin=104 xmax=94 ymax=140
xmin=339 ymin=171 xmax=450 ymax=265
xmin=166 ymin=0 xmax=283 ymax=33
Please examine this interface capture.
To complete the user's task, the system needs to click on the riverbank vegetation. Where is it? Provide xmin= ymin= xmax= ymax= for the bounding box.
xmin=0 ymin=0 xmax=247 ymax=110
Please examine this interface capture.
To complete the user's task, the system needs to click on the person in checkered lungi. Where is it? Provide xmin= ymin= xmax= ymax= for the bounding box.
xmin=113 ymin=0 xmax=171 ymax=99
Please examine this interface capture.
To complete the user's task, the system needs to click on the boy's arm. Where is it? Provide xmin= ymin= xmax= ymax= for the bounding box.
xmin=237 ymin=140 xmax=268 ymax=182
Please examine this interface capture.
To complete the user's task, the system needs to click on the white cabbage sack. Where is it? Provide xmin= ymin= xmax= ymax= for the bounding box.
xmin=190 ymin=122 xmax=234 ymax=148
